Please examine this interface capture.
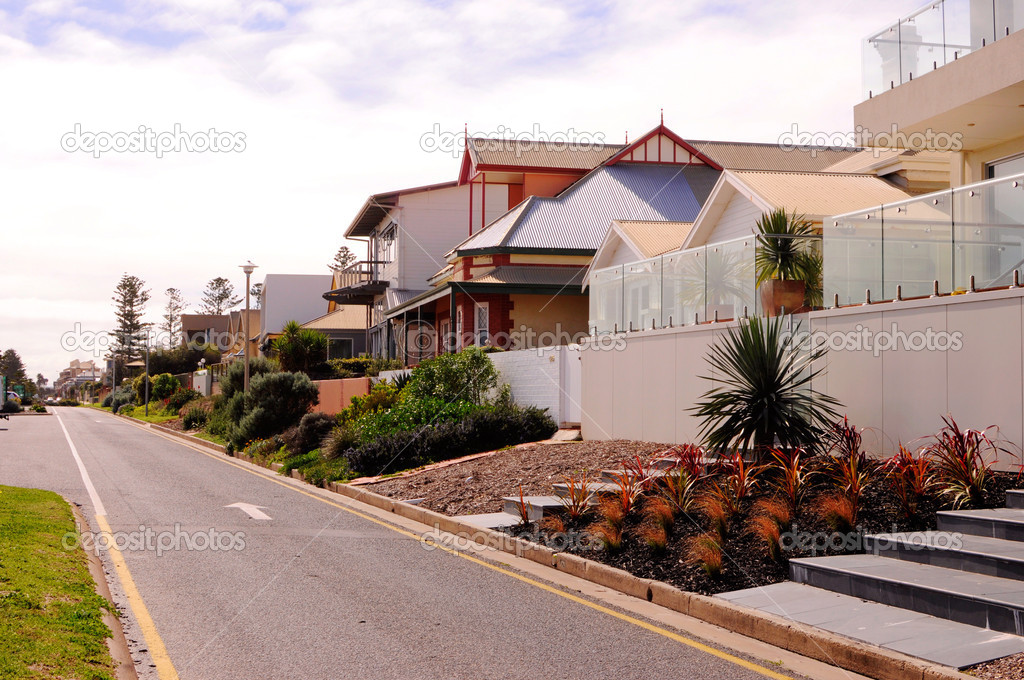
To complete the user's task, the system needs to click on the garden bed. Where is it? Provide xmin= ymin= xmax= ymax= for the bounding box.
xmin=366 ymin=440 xmax=671 ymax=516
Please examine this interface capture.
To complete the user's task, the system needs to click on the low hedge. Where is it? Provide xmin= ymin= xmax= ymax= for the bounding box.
xmin=341 ymin=404 xmax=556 ymax=476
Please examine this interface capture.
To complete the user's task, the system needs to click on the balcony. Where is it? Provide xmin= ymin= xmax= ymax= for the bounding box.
xmin=322 ymin=260 xmax=390 ymax=306
xmin=588 ymin=234 xmax=822 ymax=334
xmin=863 ymin=0 xmax=1024 ymax=99
xmin=824 ymin=171 xmax=1024 ymax=305
xmin=856 ymin=0 xmax=1024 ymax=153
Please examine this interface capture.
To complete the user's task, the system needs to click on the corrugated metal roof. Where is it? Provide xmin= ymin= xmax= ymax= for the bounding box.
xmin=686 ymin=140 xmax=863 ymax=172
xmin=731 ymin=171 xmax=914 ymax=218
xmin=385 ymin=288 xmax=428 ymax=308
xmin=469 ymin=137 xmax=625 ymax=170
xmin=468 ymin=265 xmax=586 ymax=287
xmin=614 ymin=220 xmax=694 ymax=258
xmin=301 ymin=306 xmax=368 ymax=330
xmin=451 ymin=163 xmax=720 ymax=254
xmin=820 ymin=148 xmax=915 ymax=173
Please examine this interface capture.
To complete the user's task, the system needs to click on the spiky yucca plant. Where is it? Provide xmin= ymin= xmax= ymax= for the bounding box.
xmin=691 ymin=316 xmax=841 ymax=457
xmin=754 ymin=208 xmax=818 ymax=286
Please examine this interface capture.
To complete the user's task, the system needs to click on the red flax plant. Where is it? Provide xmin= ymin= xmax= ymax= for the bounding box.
xmin=768 ymin=447 xmax=816 ymax=515
xmin=926 ymin=416 xmax=1004 ymax=509
xmin=821 ymin=417 xmax=876 ymax=523
xmin=620 ymin=454 xmax=659 ymax=493
xmin=883 ymin=444 xmax=936 ymax=522
xmin=714 ymin=451 xmax=763 ymax=507
xmin=662 ymin=443 xmax=708 ymax=479
xmin=747 ymin=498 xmax=793 ymax=561
xmin=558 ymin=471 xmax=596 ymax=521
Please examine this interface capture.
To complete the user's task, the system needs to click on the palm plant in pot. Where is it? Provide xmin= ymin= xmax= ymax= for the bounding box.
xmin=755 ymin=209 xmax=821 ymax=316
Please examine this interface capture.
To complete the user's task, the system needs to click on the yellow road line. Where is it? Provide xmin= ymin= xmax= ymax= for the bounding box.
xmin=142 ymin=426 xmax=793 ymax=680
xmin=95 ymin=514 xmax=181 ymax=680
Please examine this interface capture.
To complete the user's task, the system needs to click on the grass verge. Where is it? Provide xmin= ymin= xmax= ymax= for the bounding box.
xmin=0 ymin=485 xmax=118 ymax=680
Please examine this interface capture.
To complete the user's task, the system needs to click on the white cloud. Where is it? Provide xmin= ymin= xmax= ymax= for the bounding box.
xmin=0 ymin=0 xmax=924 ymax=378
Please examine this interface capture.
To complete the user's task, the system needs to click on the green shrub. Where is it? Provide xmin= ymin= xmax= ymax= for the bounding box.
xmin=353 ymin=396 xmax=480 ymax=442
xmin=151 ymin=373 xmax=180 ymax=400
xmin=182 ymin=406 xmax=208 ymax=430
xmin=167 ymin=388 xmax=202 ymax=413
xmin=322 ymin=426 xmax=359 ymax=461
xmin=2 ymin=400 xmax=23 ymax=414
xmin=405 ymin=347 xmax=498 ymax=405
xmin=20 ymin=395 xmax=33 ymax=406
xmin=220 ymin=357 xmax=278 ymax=401
xmin=365 ymin=357 xmax=404 ymax=377
xmin=102 ymin=394 xmax=113 ymax=407
xmin=281 ymin=412 xmax=338 ymax=455
xmin=338 ymin=382 xmax=401 ymax=426
xmin=110 ymin=386 xmax=136 ymax=414
xmin=132 ymin=374 xmax=153 ymax=404
xmin=343 ymin=404 xmax=556 ymax=476
xmin=206 ymin=406 xmax=233 ymax=437
xmin=119 ymin=404 xmax=136 ymax=417
xmin=57 ymin=398 xmax=80 ymax=407
xmin=328 ymin=357 xmax=374 ymax=376
xmin=31 ymin=404 xmax=47 ymax=413
xmin=230 ymin=371 xmax=320 ymax=450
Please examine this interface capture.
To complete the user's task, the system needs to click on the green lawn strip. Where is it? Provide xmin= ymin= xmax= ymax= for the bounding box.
xmin=0 ymin=486 xmax=117 ymax=680
xmin=191 ymin=431 xmax=227 ymax=447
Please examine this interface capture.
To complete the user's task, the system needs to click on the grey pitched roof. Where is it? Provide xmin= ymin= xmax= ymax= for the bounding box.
xmin=448 ymin=163 xmax=721 ymax=255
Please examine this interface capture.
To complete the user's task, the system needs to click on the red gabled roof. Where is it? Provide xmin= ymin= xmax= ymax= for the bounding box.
xmin=604 ymin=123 xmax=723 ymax=171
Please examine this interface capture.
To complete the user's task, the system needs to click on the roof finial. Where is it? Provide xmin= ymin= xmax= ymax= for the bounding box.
xmin=625 ymin=130 xmax=629 ymax=144
xmin=660 ymin=108 xmax=664 ymax=126
xmin=464 ymin=122 xmax=468 ymax=151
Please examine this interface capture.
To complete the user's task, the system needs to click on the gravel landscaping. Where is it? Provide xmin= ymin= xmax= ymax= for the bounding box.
xmin=364 ymin=439 xmax=671 ymax=516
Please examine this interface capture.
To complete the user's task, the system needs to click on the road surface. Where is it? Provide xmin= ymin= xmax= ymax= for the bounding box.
xmin=0 ymin=408 xmax=844 ymax=679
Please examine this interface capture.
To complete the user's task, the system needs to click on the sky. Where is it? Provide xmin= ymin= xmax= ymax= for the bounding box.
xmin=0 ymin=0 xmax=925 ymax=381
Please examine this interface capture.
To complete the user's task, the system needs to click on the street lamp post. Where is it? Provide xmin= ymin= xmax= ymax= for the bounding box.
xmin=240 ymin=261 xmax=258 ymax=393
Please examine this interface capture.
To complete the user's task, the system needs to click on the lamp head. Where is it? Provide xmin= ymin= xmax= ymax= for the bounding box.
xmin=240 ymin=260 xmax=258 ymax=275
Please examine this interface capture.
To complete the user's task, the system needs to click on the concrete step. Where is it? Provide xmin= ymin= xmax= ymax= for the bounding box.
xmin=1007 ymin=490 xmax=1024 ymax=509
xmin=501 ymin=495 xmax=568 ymax=521
xmin=453 ymin=512 xmax=523 ymax=530
xmin=790 ymin=553 xmax=1024 ymax=635
xmin=598 ymin=468 xmax=673 ymax=484
xmin=867 ymin=531 xmax=1024 ymax=581
xmin=937 ymin=507 xmax=1024 ymax=542
xmin=718 ymin=581 xmax=1024 ymax=669
xmin=551 ymin=481 xmax=619 ymax=499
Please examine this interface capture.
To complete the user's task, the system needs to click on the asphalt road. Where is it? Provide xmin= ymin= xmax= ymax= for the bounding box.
xmin=0 ymin=408 xmax=819 ymax=680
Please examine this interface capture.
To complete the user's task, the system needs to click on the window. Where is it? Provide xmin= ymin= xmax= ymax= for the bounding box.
xmin=474 ymin=302 xmax=489 ymax=345
xmin=987 ymin=153 xmax=1024 ymax=179
xmin=455 ymin=308 xmax=463 ymax=350
xmin=377 ymin=222 xmax=398 ymax=263
xmin=440 ymin=320 xmax=451 ymax=353
xmin=327 ymin=338 xmax=354 ymax=360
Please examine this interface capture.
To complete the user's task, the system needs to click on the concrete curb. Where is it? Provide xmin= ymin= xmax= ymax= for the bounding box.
xmin=108 ymin=411 xmax=228 ymax=454
xmin=69 ymin=502 xmax=139 ymax=680
xmin=112 ymin=410 xmax=973 ymax=680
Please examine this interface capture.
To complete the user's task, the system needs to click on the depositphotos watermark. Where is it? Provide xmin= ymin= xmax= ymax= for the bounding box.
xmin=419 ymin=123 xmax=607 ymax=159
xmin=63 ymin=524 xmax=246 ymax=557
xmin=396 ymin=321 xmax=626 ymax=358
xmin=778 ymin=123 xmax=963 ymax=158
xmin=781 ymin=324 xmax=963 ymax=357
xmin=61 ymin=123 xmax=247 ymax=158
xmin=60 ymin=324 xmax=242 ymax=357
xmin=780 ymin=526 xmax=963 ymax=556
xmin=418 ymin=524 xmax=600 ymax=555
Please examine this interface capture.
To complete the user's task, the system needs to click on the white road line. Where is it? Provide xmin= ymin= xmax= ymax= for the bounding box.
xmin=55 ymin=412 xmax=107 ymax=516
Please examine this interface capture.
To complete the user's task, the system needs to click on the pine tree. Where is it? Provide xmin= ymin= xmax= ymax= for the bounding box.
xmin=199 ymin=277 xmax=242 ymax=315
xmin=162 ymin=287 xmax=187 ymax=346
xmin=0 ymin=349 xmax=27 ymax=384
xmin=250 ymin=283 xmax=263 ymax=310
xmin=111 ymin=274 xmax=151 ymax=363
xmin=328 ymin=245 xmax=357 ymax=272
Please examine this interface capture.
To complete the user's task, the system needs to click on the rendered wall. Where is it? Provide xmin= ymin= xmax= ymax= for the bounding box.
xmin=312 ymin=378 xmax=371 ymax=415
xmin=490 ymin=346 xmax=582 ymax=426
xmin=581 ymin=287 xmax=1024 ymax=467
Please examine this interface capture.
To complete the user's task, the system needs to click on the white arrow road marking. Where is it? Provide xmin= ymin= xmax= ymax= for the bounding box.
xmin=224 ymin=502 xmax=271 ymax=520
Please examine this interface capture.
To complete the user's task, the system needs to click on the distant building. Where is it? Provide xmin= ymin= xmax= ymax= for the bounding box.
xmin=55 ymin=359 xmax=105 ymax=397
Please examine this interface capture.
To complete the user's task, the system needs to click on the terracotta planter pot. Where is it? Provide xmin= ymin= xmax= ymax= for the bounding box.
xmin=759 ymin=279 xmax=806 ymax=317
